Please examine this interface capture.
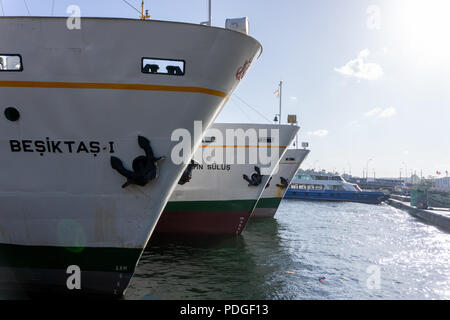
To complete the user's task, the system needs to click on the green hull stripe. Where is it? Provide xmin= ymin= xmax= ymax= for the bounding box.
xmin=165 ymin=199 xmax=256 ymax=212
xmin=0 ymin=243 xmax=142 ymax=273
xmin=256 ymin=197 xmax=282 ymax=209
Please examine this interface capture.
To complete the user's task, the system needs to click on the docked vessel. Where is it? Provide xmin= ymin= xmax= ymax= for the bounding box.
xmin=285 ymin=173 xmax=388 ymax=204
xmin=0 ymin=17 xmax=261 ymax=295
xmin=154 ymin=123 xmax=299 ymax=235
xmin=252 ymin=148 xmax=310 ymax=218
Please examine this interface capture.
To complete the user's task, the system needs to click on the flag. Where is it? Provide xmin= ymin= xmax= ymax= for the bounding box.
xmin=274 ymin=89 xmax=280 ymax=97
xmin=436 ymin=171 xmax=441 ymax=175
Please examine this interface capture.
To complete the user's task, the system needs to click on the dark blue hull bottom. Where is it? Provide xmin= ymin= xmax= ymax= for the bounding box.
xmin=285 ymin=190 xmax=388 ymax=205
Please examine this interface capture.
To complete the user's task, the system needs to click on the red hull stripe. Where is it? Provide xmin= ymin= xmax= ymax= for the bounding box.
xmin=155 ymin=210 xmax=253 ymax=235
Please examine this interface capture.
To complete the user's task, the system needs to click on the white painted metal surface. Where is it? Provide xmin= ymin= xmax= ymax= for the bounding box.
xmin=0 ymin=17 xmax=261 ymax=279
xmin=169 ymin=124 xmax=299 ymax=203
xmin=260 ymin=148 xmax=310 ymax=200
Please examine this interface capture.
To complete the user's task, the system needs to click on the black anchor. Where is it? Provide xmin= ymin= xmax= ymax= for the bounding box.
xmin=243 ymin=166 xmax=263 ymax=187
xmin=110 ymin=136 xmax=165 ymax=188
xmin=178 ymin=159 xmax=197 ymax=185
xmin=276 ymin=177 xmax=289 ymax=189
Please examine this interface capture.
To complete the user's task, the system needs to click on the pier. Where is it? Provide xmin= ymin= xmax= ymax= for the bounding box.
xmin=386 ymin=199 xmax=450 ymax=233
xmin=345 ymin=177 xmax=405 ymax=192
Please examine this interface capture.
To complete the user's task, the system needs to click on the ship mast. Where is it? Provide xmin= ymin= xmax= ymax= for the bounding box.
xmin=274 ymin=80 xmax=283 ymax=124
xmin=201 ymin=0 xmax=212 ymax=26
xmin=140 ymin=1 xmax=150 ymax=20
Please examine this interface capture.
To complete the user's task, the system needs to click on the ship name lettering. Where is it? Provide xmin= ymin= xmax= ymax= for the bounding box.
xmin=9 ymin=139 xmax=115 ymax=156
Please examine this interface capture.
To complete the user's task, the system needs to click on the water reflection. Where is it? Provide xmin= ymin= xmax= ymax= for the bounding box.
xmin=127 ymin=219 xmax=291 ymax=300
xmin=126 ymin=200 xmax=450 ymax=300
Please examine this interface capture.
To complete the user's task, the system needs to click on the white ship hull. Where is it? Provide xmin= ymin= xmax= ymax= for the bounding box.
xmin=252 ymin=149 xmax=310 ymax=218
xmin=154 ymin=123 xmax=299 ymax=235
xmin=0 ymin=17 xmax=261 ymax=295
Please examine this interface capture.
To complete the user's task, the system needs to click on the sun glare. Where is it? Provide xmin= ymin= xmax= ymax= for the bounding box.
xmin=392 ymin=0 xmax=450 ymax=64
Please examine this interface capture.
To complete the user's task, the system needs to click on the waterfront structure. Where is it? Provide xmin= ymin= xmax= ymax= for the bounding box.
xmin=435 ymin=177 xmax=450 ymax=190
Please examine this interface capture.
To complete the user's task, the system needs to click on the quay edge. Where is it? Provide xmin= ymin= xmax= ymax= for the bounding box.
xmin=386 ymin=199 xmax=450 ymax=232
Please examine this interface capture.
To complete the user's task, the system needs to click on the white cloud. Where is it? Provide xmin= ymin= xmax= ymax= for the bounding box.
xmin=335 ymin=49 xmax=383 ymax=80
xmin=364 ymin=107 xmax=397 ymax=119
xmin=365 ymin=108 xmax=382 ymax=117
xmin=379 ymin=107 xmax=397 ymax=118
xmin=307 ymin=129 xmax=329 ymax=137
xmin=359 ymin=49 xmax=370 ymax=58
xmin=290 ymin=96 xmax=298 ymax=101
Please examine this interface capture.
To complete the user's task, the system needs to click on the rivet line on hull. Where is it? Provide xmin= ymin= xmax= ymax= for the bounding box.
xmin=0 ymin=81 xmax=228 ymax=98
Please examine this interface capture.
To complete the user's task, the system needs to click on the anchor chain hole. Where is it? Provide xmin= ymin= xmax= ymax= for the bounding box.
xmin=4 ymin=107 xmax=20 ymax=122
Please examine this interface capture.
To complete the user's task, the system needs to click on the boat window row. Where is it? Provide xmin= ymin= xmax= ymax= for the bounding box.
xmin=290 ymin=184 xmax=325 ymax=190
xmin=290 ymin=184 xmax=345 ymax=191
xmin=0 ymin=54 xmax=22 ymax=71
xmin=141 ymin=57 xmax=185 ymax=76
xmin=0 ymin=55 xmax=184 ymax=75
xmin=311 ymin=175 xmax=344 ymax=181
xmin=201 ymin=136 xmax=274 ymax=144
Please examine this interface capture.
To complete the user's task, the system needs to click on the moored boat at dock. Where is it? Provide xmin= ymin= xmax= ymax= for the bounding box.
xmin=154 ymin=123 xmax=299 ymax=235
xmin=285 ymin=173 xmax=388 ymax=204
xmin=0 ymin=16 xmax=261 ymax=295
xmin=252 ymin=148 xmax=310 ymax=218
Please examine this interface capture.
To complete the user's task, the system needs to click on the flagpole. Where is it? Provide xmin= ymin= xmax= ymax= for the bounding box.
xmin=279 ymin=80 xmax=283 ymax=124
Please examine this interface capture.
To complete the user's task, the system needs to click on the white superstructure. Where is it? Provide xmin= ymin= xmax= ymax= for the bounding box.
xmin=291 ymin=173 xmax=360 ymax=191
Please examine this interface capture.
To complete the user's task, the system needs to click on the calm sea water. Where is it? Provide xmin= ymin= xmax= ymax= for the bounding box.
xmin=126 ymin=200 xmax=450 ymax=300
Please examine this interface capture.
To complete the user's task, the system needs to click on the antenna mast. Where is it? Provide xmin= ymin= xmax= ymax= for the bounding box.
xmin=201 ymin=0 xmax=212 ymax=26
xmin=140 ymin=1 xmax=150 ymax=20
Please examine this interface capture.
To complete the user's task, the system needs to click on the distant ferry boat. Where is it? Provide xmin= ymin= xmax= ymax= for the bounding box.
xmin=285 ymin=173 xmax=388 ymax=204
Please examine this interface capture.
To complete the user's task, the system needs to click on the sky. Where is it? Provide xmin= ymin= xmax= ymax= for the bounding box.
xmin=1 ymin=0 xmax=449 ymax=178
